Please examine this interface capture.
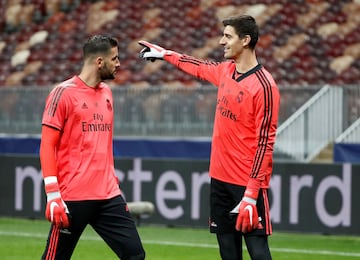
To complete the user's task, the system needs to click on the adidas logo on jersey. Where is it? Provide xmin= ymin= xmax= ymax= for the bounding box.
xmin=82 ymin=102 xmax=88 ymax=109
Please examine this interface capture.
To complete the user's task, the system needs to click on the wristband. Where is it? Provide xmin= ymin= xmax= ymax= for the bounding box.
xmin=44 ymin=176 xmax=60 ymax=194
xmin=244 ymin=178 xmax=261 ymax=200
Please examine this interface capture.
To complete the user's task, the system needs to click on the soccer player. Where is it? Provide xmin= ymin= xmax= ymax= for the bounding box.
xmin=40 ymin=35 xmax=145 ymax=260
xmin=139 ymin=15 xmax=280 ymax=260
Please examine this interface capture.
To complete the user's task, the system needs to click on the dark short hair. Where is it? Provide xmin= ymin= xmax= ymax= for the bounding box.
xmin=83 ymin=35 xmax=118 ymax=59
xmin=222 ymin=15 xmax=258 ymax=50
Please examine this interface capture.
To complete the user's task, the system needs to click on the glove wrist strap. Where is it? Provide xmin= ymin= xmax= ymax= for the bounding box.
xmin=44 ymin=176 xmax=60 ymax=194
xmin=242 ymin=196 xmax=257 ymax=205
xmin=164 ymin=50 xmax=174 ymax=56
xmin=46 ymin=191 xmax=61 ymax=201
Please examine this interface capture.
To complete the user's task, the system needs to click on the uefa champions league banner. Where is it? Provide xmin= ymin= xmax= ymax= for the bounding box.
xmin=0 ymin=155 xmax=359 ymax=235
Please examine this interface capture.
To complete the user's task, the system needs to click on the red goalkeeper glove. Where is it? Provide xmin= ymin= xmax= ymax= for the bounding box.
xmin=234 ymin=196 xmax=259 ymax=233
xmin=138 ymin=40 xmax=173 ymax=61
xmin=231 ymin=179 xmax=260 ymax=233
xmin=44 ymin=176 xmax=70 ymax=228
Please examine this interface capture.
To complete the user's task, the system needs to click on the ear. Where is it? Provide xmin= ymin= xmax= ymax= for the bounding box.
xmin=95 ymin=56 xmax=103 ymax=67
xmin=242 ymin=35 xmax=251 ymax=47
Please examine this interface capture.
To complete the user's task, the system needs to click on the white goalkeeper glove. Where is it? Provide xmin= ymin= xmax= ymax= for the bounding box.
xmin=138 ymin=40 xmax=172 ymax=61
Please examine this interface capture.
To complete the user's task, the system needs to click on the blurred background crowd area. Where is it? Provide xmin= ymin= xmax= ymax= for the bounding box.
xmin=0 ymin=0 xmax=359 ymax=89
xmin=0 ymin=0 xmax=359 ymax=139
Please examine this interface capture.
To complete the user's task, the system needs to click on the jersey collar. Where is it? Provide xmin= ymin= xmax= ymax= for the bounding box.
xmin=233 ymin=64 xmax=262 ymax=82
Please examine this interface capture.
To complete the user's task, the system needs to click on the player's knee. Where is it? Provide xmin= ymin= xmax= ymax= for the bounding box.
xmin=250 ymin=252 xmax=271 ymax=260
xmin=248 ymin=248 xmax=271 ymax=260
xmin=123 ymin=251 xmax=145 ymax=260
xmin=216 ymin=233 xmax=241 ymax=260
xmin=246 ymin=236 xmax=271 ymax=260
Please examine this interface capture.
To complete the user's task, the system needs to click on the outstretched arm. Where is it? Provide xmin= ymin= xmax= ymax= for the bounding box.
xmin=138 ymin=40 xmax=222 ymax=86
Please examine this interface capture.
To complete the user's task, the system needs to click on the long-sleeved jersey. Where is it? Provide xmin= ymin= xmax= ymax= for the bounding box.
xmin=165 ymin=53 xmax=280 ymax=188
xmin=41 ymin=76 xmax=121 ymax=200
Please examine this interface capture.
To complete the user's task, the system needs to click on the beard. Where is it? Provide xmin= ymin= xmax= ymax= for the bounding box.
xmin=99 ymin=64 xmax=115 ymax=80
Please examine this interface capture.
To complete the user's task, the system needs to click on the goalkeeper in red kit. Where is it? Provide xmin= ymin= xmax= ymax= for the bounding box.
xmin=40 ymin=35 xmax=145 ymax=259
xmin=139 ymin=15 xmax=280 ymax=260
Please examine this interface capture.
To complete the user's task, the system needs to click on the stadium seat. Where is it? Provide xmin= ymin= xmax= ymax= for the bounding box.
xmin=0 ymin=0 xmax=358 ymax=87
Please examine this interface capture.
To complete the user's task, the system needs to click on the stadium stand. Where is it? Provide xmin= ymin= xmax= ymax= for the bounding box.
xmin=0 ymin=0 xmax=359 ymax=88
xmin=0 ymin=0 xmax=359 ymax=142
xmin=0 ymin=0 xmax=359 ymax=164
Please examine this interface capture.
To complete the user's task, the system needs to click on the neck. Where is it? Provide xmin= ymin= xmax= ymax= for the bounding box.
xmin=234 ymin=51 xmax=258 ymax=73
xmin=78 ymin=70 xmax=101 ymax=88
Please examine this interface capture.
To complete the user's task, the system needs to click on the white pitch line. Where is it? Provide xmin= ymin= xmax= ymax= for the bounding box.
xmin=143 ymin=239 xmax=218 ymax=248
xmin=269 ymin=247 xmax=360 ymax=257
xmin=1 ymin=231 xmax=360 ymax=258
xmin=143 ymin=239 xmax=360 ymax=257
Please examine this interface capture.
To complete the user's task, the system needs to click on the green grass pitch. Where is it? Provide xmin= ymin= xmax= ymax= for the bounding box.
xmin=0 ymin=217 xmax=359 ymax=259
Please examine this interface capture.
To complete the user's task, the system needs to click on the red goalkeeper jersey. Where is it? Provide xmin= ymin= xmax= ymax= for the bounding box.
xmin=165 ymin=53 xmax=280 ymax=188
xmin=42 ymin=76 xmax=121 ymax=200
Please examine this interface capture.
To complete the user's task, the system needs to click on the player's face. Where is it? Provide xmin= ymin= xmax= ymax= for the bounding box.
xmin=219 ymin=25 xmax=245 ymax=60
xmin=99 ymin=47 xmax=120 ymax=80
